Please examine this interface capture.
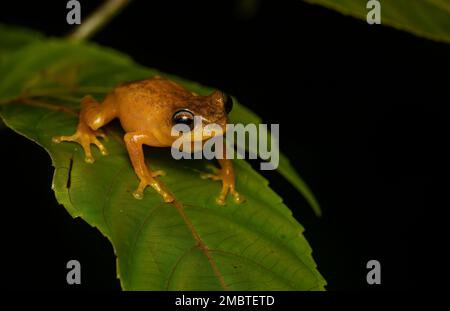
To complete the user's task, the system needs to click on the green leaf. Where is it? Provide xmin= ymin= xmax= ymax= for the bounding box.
xmin=304 ymin=0 xmax=450 ymax=43
xmin=0 ymin=24 xmax=44 ymax=62
xmin=229 ymin=102 xmax=322 ymax=217
xmin=0 ymin=24 xmax=44 ymax=130
xmin=0 ymin=27 xmax=325 ymax=290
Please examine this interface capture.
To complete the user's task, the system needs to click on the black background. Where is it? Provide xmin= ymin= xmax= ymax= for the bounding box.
xmin=0 ymin=0 xmax=442 ymax=291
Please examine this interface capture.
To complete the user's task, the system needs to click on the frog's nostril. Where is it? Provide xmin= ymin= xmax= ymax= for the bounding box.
xmin=223 ymin=93 xmax=233 ymax=114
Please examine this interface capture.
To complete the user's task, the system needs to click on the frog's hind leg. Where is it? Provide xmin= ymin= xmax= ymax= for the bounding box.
xmin=124 ymin=132 xmax=174 ymax=203
xmin=53 ymin=94 xmax=117 ymax=163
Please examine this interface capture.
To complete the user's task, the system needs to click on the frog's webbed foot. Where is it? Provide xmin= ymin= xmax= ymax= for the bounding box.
xmin=53 ymin=122 xmax=108 ymax=163
xmin=132 ymin=169 xmax=173 ymax=202
xmin=200 ymin=164 xmax=222 ymax=180
xmin=151 ymin=170 xmax=166 ymax=178
xmin=201 ymin=163 xmax=245 ymax=205
xmin=124 ymin=132 xmax=174 ymax=203
xmin=53 ymin=94 xmax=115 ymax=163
xmin=133 ymin=172 xmax=174 ymax=203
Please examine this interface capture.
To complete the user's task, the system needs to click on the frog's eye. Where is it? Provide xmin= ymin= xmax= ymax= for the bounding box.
xmin=223 ymin=93 xmax=233 ymax=114
xmin=172 ymin=109 xmax=195 ymax=130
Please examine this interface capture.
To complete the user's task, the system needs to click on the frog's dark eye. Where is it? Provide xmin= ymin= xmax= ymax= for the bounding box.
xmin=172 ymin=109 xmax=195 ymax=130
xmin=223 ymin=93 xmax=233 ymax=114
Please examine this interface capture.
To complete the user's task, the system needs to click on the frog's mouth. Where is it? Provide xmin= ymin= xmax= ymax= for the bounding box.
xmin=196 ymin=116 xmax=227 ymax=141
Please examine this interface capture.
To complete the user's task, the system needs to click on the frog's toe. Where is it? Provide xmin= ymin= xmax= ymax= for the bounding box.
xmin=151 ymin=170 xmax=166 ymax=177
xmin=133 ymin=190 xmax=144 ymax=200
xmin=52 ymin=136 xmax=63 ymax=144
xmin=231 ymin=189 xmax=245 ymax=204
xmin=133 ymin=179 xmax=148 ymax=199
xmin=205 ymin=164 xmax=220 ymax=174
xmin=162 ymin=192 xmax=175 ymax=203
xmin=133 ymin=177 xmax=174 ymax=203
xmin=79 ymin=136 xmax=104 ymax=163
xmin=95 ymin=129 xmax=108 ymax=141
xmin=200 ymin=173 xmax=221 ymax=181
xmin=84 ymin=154 xmax=95 ymax=164
xmin=216 ymin=195 xmax=226 ymax=206
xmin=52 ymin=134 xmax=76 ymax=144
xmin=92 ymin=137 xmax=108 ymax=156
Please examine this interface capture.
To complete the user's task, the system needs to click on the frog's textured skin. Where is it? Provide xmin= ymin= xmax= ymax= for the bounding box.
xmin=53 ymin=76 xmax=243 ymax=205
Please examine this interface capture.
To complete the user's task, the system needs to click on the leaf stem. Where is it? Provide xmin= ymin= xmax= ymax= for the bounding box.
xmin=69 ymin=0 xmax=132 ymax=41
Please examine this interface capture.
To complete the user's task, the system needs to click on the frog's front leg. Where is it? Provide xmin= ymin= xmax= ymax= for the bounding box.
xmin=124 ymin=132 xmax=174 ymax=203
xmin=53 ymin=95 xmax=116 ymax=163
xmin=201 ymin=159 xmax=245 ymax=205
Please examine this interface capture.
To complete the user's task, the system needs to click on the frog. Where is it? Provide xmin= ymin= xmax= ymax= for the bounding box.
xmin=52 ymin=76 xmax=244 ymax=205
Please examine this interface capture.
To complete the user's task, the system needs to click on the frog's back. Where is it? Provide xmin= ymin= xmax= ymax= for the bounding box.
xmin=116 ymin=76 xmax=192 ymax=99
xmin=112 ymin=77 xmax=194 ymax=134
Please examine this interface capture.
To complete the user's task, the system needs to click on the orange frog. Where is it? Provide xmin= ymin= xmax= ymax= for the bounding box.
xmin=53 ymin=76 xmax=243 ymax=205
